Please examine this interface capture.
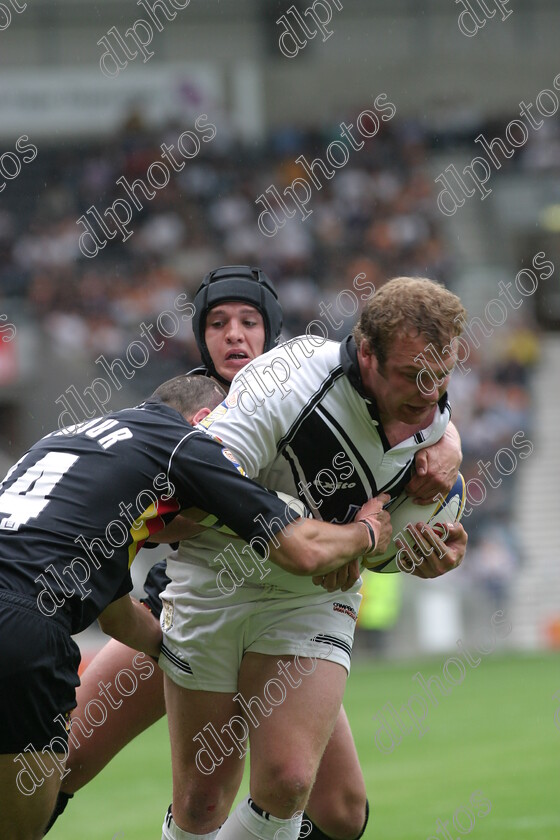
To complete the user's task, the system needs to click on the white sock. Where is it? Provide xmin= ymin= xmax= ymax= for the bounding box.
xmin=161 ymin=804 xmax=220 ymax=840
xmin=215 ymin=797 xmax=302 ymax=840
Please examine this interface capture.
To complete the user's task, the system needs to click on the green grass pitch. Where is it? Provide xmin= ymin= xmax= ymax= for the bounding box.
xmin=49 ymin=652 xmax=560 ymax=840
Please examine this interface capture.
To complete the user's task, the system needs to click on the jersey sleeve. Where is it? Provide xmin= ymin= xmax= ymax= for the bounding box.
xmin=168 ymin=432 xmax=298 ymax=554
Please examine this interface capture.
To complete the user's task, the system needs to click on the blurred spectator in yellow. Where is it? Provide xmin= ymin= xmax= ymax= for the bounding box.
xmin=357 ymin=572 xmax=402 ymax=655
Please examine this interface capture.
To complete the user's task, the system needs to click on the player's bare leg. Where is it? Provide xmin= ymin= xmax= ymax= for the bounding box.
xmin=61 ymin=639 xmax=165 ymax=794
xmin=304 ymin=707 xmax=369 ymax=839
xmin=0 ymin=751 xmax=63 ymax=840
xmin=163 ymin=674 xmax=246 ymax=838
xmin=214 ymin=653 xmax=347 ymax=840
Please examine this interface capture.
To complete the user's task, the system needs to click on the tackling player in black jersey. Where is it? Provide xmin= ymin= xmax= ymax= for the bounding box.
xmin=0 ymin=373 xmax=393 ymax=840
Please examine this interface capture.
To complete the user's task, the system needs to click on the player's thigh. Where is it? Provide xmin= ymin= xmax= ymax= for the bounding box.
xmin=0 ymin=751 xmax=62 ymax=840
xmin=63 ymin=640 xmax=164 ymax=793
xmin=238 ymin=652 xmax=347 ymax=781
xmin=305 ymin=705 xmax=367 ymax=835
xmin=163 ymin=673 xmax=245 ymax=797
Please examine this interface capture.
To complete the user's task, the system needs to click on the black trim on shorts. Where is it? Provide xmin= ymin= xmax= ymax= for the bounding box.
xmin=160 ymin=643 xmax=193 ymax=675
xmin=310 ymin=633 xmax=353 ymax=660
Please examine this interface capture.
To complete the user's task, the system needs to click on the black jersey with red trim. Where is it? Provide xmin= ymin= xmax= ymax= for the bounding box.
xmin=0 ymin=400 xmax=294 ymax=634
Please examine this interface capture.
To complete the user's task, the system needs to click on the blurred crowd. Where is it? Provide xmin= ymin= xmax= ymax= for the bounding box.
xmin=447 ymin=320 xmax=539 ymax=612
xmin=0 ymin=111 xmax=453 ymax=370
xmin=0 ymin=108 xmax=542 ymax=634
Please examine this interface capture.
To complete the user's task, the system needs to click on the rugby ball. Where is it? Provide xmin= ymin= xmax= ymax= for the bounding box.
xmin=362 ymin=473 xmax=466 ymax=573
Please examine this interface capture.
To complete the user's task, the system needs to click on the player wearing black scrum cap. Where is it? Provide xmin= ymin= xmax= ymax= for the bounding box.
xmin=140 ymin=268 xmax=283 ymax=633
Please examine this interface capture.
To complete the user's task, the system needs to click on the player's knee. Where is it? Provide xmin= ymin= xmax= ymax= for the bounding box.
xmin=4 ymin=826 xmax=38 ymax=840
xmin=306 ymin=780 xmax=369 ymax=840
xmin=325 ymin=803 xmax=367 ymax=839
xmin=175 ymin=779 xmax=232 ymax=825
xmin=309 ymin=792 xmax=368 ymax=840
xmin=176 ymin=792 xmax=220 ymax=824
xmin=258 ymin=761 xmax=315 ymax=811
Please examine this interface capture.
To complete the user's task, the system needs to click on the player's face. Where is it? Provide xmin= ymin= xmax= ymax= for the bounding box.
xmin=359 ymin=331 xmax=456 ymax=426
xmin=205 ymin=302 xmax=266 ymax=382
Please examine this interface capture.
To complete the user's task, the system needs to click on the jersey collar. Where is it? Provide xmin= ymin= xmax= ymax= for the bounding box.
xmin=136 ymin=398 xmax=194 ymax=426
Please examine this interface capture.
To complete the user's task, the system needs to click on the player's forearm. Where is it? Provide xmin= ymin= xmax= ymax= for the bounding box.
xmin=98 ymin=596 xmax=162 ymax=659
xmin=120 ymin=600 xmax=162 ymax=659
xmin=270 ymin=519 xmax=371 ymax=576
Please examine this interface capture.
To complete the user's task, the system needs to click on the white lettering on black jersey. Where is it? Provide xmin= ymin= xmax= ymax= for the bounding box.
xmin=0 ymin=401 xmax=296 ymax=633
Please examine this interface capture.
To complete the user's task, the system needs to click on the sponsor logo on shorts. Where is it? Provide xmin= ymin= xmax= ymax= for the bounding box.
xmin=333 ymin=602 xmax=358 ymax=622
xmin=161 ymin=599 xmax=174 ymax=632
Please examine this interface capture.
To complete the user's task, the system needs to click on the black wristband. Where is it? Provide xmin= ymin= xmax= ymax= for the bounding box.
xmin=359 ymin=519 xmax=377 ymax=554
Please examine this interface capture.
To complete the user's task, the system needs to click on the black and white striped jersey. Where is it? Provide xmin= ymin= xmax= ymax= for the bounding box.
xmin=199 ymin=335 xmax=451 ymax=527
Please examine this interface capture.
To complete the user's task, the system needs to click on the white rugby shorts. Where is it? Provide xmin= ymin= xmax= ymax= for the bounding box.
xmin=158 ymin=544 xmax=361 ymax=692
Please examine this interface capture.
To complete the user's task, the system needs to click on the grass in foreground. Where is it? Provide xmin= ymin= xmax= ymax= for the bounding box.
xmin=49 ymin=652 xmax=560 ymax=840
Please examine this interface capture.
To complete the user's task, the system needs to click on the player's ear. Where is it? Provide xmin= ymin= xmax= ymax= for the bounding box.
xmin=190 ymin=407 xmax=211 ymax=425
xmin=358 ymin=339 xmax=378 ymax=372
xmin=358 ymin=338 xmax=374 ymax=359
